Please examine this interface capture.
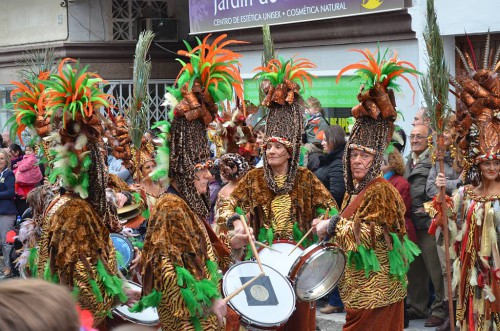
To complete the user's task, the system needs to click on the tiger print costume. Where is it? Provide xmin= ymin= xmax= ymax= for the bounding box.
xmin=140 ymin=193 xmax=233 ymax=331
xmin=37 ymin=194 xmax=124 ymax=327
xmin=334 ymin=180 xmax=407 ymax=309
xmin=217 ymin=166 xmax=338 ymax=331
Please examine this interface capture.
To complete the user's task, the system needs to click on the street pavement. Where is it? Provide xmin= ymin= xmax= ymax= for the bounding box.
xmin=316 ymin=306 xmax=436 ymax=331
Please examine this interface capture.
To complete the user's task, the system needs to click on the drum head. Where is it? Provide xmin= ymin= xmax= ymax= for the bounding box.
xmin=110 ymin=233 xmax=134 ymax=272
xmin=293 ymin=246 xmax=346 ymax=301
xmin=258 ymin=242 xmax=303 ymax=278
xmin=223 ymin=261 xmax=295 ymax=328
xmin=113 ymin=281 xmax=159 ymax=326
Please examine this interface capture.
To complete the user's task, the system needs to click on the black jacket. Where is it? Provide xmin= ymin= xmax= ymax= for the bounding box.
xmin=313 ymin=144 xmax=346 ymax=206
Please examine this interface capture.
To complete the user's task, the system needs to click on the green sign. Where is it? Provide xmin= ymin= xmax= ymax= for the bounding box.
xmin=244 ymin=76 xmax=362 ymax=108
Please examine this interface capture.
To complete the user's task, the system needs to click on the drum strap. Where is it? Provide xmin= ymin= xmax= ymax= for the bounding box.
xmin=340 ymin=177 xmax=386 ymax=219
xmin=201 ymin=218 xmax=231 ymax=260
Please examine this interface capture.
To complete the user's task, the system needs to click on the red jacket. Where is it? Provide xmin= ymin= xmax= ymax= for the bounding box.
xmin=387 ymin=174 xmax=417 ymax=243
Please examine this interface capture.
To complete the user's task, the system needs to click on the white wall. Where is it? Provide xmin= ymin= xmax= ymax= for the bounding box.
xmin=0 ymin=0 xmax=68 ymax=47
xmin=67 ymin=0 xmax=111 ymax=42
xmin=435 ymin=0 xmax=500 ymax=36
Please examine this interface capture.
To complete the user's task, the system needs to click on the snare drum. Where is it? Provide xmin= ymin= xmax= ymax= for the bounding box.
xmin=223 ymin=261 xmax=295 ymax=330
xmin=288 ymin=243 xmax=346 ymax=302
xmin=257 ymin=240 xmax=304 ymax=278
xmin=108 ymin=281 xmax=160 ymax=328
xmin=110 ymin=233 xmax=134 ymax=273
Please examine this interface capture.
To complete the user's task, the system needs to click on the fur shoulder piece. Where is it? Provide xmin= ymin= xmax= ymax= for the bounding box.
xmin=351 ymin=179 xmax=406 ymax=234
xmin=47 ymin=197 xmax=112 ymax=276
xmin=143 ymin=193 xmax=213 ymax=280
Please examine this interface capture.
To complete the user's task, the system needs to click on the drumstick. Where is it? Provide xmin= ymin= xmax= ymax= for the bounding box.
xmin=239 ymin=215 xmax=265 ymax=274
xmin=288 ymin=208 xmax=330 ymax=256
xmin=223 ymin=272 xmax=265 ymax=303
xmin=288 ymin=226 xmax=315 ymax=256
xmin=254 ymin=241 xmax=282 ymax=253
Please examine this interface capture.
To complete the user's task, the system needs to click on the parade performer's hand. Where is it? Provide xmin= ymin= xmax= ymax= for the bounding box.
xmin=211 ymin=298 xmax=227 ymax=327
xmin=315 ymin=219 xmax=330 ymax=240
xmin=121 ymin=227 xmax=140 ymax=238
xmin=123 ymin=284 xmax=141 ymax=307
xmin=129 ymin=183 xmax=142 ymax=193
xmin=435 ymin=172 xmax=446 ymax=189
xmin=115 ymin=192 xmax=128 ymax=208
xmin=130 ymin=247 xmax=142 ymax=272
xmin=230 ymin=227 xmax=254 ymax=250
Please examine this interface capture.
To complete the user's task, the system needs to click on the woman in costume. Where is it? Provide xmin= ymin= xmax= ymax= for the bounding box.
xmin=316 ymin=47 xmax=421 ymax=331
xmin=8 ymin=58 xmax=139 ymax=327
xmin=132 ymin=35 xmax=252 ymax=331
xmin=447 ymin=40 xmax=500 ymax=330
xmin=218 ymin=56 xmax=338 ymax=331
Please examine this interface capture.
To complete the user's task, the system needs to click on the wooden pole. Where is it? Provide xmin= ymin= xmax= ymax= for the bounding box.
xmin=437 ymin=134 xmax=455 ymax=331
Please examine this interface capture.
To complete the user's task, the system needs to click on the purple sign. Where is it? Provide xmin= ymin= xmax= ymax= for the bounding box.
xmin=189 ymin=0 xmax=405 ymax=34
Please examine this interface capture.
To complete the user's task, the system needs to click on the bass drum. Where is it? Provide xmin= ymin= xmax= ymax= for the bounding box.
xmin=288 ymin=243 xmax=346 ymax=302
xmin=257 ymin=240 xmax=303 ymax=278
xmin=223 ymin=261 xmax=295 ymax=330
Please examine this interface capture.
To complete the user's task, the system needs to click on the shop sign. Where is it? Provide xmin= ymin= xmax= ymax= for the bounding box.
xmin=189 ymin=0 xmax=405 ymax=34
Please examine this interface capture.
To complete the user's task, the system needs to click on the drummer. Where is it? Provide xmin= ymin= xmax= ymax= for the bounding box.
xmin=132 ymin=36 xmax=253 ymax=331
xmin=315 ymin=57 xmax=421 ymax=330
xmin=218 ymin=56 xmax=338 ymax=331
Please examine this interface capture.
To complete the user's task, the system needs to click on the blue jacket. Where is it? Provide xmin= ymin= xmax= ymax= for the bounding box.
xmin=0 ymin=168 xmax=17 ymax=215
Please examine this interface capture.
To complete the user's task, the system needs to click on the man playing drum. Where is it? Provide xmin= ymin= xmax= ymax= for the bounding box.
xmin=132 ymin=35 xmax=252 ymax=331
xmin=218 ymin=56 xmax=338 ymax=331
xmin=316 ymin=48 xmax=421 ymax=330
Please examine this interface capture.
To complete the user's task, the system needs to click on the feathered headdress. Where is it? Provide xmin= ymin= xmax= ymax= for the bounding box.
xmin=253 ymin=56 xmax=316 ymax=195
xmin=208 ymin=98 xmax=259 ymax=162
xmin=337 ymin=46 xmax=419 ymax=194
xmin=151 ymin=34 xmax=246 ymax=219
xmin=451 ymin=34 xmax=500 ymax=184
xmin=40 ymin=58 xmax=112 ymax=199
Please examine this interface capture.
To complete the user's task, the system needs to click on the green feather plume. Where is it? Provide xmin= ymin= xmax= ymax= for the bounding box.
xmin=292 ymin=222 xmax=303 ymax=243
xmin=89 ymin=278 xmax=104 ymax=303
xmin=129 ymin=289 xmax=162 ymax=313
xmin=28 ymin=247 xmax=38 ymax=278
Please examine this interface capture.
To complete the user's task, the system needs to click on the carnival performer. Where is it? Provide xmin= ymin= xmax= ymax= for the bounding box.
xmin=218 ymin=56 xmax=338 ymax=331
xmin=446 ymin=39 xmax=500 ymax=330
xmin=316 ymin=47 xmax=421 ymax=331
xmin=132 ymin=35 xmax=252 ymax=331
xmin=8 ymin=58 xmax=139 ymax=327
xmin=214 ymin=153 xmax=250 ymax=234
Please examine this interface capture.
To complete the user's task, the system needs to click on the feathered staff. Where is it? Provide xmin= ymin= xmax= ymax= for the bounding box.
xmin=421 ymin=1 xmax=454 ymax=328
xmin=259 ymin=24 xmax=275 ymax=110
xmin=127 ymin=30 xmax=155 ymax=181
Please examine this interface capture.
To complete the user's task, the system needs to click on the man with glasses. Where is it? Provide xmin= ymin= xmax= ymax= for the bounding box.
xmin=405 ymin=124 xmax=446 ymax=327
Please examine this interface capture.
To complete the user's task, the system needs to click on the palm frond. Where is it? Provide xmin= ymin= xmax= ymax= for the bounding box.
xmin=16 ymin=48 xmax=58 ymax=82
xmin=420 ymin=0 xmax=451 ymax=133
xmin=127 ymin=30 xmax=155 ymax=150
